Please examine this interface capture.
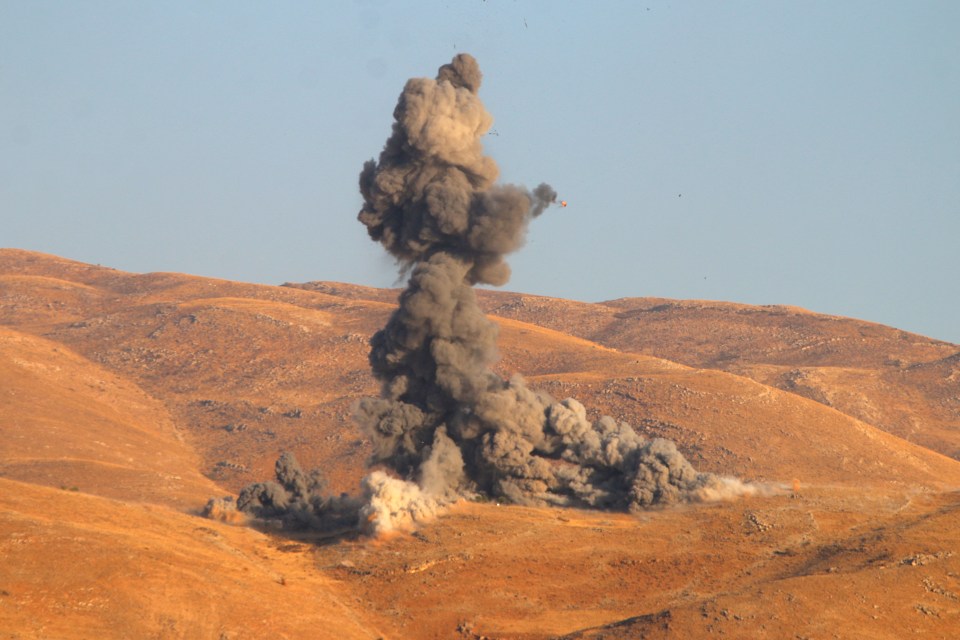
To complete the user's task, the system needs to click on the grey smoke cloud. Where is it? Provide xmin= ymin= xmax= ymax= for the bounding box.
xmin=357 ymin=53 xmax=555 ymax=287
xmin=232 ymin=54 xmax=751 ymax=534
xmin=233 ymin=452 xmax=359 ymax=530
xmin=353 ymin=54 xmax=750 ymax=532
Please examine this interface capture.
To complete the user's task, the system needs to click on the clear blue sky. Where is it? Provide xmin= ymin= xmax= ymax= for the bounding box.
xmin=3 ymin=1 xmax=958 ymax=344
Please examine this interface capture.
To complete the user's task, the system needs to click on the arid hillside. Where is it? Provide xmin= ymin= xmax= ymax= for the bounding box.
xmin=476 ymin=291 xmax=960 ymax=460
xmin=2 ymin=248 xmax=960 ymax=639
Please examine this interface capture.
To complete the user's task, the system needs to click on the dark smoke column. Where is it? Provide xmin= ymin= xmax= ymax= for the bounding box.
xmin=356 ymin=55 xmax=750 ymax=534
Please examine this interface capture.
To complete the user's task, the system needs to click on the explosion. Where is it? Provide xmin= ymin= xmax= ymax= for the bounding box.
xmin=230 ymin=54 xmax=752 ymax=535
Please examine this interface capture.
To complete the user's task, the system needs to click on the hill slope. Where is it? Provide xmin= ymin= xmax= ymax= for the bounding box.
xmin=475 ymin=292 xmax=960 ymax=460
xmin=0 ymin=478 xmax=383 ymax=639
xmin=0 ymin=326 xmax=219 ymax=508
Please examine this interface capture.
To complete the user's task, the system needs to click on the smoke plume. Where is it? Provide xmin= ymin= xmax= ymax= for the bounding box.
xmin=352 ymin=54 xmax=751 ymax=532
xmin=232 ymin=54 xmax=751 ymax=535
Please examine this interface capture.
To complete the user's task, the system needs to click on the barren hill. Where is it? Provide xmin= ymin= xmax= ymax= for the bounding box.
xmin=2 ymin=248 xmax=960 ymax=638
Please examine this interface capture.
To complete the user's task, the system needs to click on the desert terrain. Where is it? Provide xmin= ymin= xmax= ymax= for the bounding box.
xmin=2 ymin=247 xmax=960 ymax=638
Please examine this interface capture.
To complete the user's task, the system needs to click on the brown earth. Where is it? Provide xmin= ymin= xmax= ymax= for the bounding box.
xmin=2 ymin=248 xmax=959 ymax=639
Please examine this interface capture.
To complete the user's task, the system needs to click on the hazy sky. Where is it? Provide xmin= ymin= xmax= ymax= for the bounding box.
xmin=3 ymin=2 xmax=958 ymax=344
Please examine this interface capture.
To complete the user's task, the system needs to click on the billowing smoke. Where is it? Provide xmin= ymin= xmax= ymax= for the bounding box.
xmin=229 ymin=452 xmax=360 ymax=530
xmin=231 ymin=54 xmax=751 ymax=535
xmin=352 ymin=54 xmax=751 ymax=533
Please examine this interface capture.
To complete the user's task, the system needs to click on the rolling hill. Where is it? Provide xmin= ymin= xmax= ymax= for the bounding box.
xmin=2 ymin=248 xmax=959 ymax=638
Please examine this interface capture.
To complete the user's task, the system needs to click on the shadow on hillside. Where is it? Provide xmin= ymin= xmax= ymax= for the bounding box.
xmin=250 ymin=522 xmax=365 ymax=549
